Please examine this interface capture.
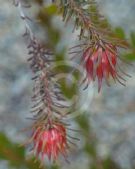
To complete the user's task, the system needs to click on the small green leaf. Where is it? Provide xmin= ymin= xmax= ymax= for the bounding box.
xmin=102 ymin=158 xmax=119 ymax=169
xmin=115 ymin=27 xmax=125 ymax=39
xmin=130 ymin=31 xmax=135 ymax=47
xmin=84 ymin=143 xmax=96 ymax=157
xmin=123 ymin=53 xmax=135 ymax=61
xmin=42 ymin=5 xmax=57 ymax=15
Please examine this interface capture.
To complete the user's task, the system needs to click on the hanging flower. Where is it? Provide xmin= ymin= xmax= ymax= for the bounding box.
xmin=33 ymin=123 xmax=68 ymax=161
xmin=82 ymin=43 xmax=126 ymax=92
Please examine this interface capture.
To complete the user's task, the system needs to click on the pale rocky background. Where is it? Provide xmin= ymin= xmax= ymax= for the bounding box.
xmin=0 ymin=0 xmax=135 ymax=169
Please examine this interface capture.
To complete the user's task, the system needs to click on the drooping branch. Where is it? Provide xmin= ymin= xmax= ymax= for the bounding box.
xmin=13 ymin=0 xmax=76 ymax=161
xmin=53 ymin=0 xmax=130 ymax=91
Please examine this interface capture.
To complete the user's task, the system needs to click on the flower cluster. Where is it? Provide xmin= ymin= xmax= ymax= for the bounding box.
xmin=33 ymin=123 xmax=68 ymax=161
xmin=83 ymin=43 xmax=119 ymax=92
xmin=14 ymin=0 xmax=71 ymax=162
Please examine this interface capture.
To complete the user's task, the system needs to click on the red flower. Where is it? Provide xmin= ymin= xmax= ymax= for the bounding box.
xmin=33 ymin=123 xmax=68 ymax=161
xmin=83 ymin=43 xmax=124 ymax=91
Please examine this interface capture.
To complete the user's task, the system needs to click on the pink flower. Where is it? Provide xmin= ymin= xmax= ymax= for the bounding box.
xmin=83 ymin=43 xmax=124 ymax=91
xmin=33 ymin=123 xmax=68 ymax=161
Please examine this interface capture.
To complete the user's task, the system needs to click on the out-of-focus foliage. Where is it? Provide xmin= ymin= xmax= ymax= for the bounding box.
xmin=126 ymin=31 xmax=135 ymax=61
xmin=76 ymin=115 xmax=121 ymax=169
xmin=114 ymin=27 xmax=135 ymax=61
xmin=0 ymin=132 xmax=46 ymax=169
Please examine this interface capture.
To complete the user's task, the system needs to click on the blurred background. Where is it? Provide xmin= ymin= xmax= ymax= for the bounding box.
xmin=0 ymin=0 xmax=135 ymax=169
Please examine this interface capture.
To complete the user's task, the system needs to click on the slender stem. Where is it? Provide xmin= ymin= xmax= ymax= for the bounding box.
xmin=15 ymin=0 xmax=54 ymax=123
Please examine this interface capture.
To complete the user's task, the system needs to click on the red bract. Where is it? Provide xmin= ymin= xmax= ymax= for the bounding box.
xmin=33 ymin=123 xmax=68 ymax=161
xmin=83 ymin=43 xmax=124 ymax=92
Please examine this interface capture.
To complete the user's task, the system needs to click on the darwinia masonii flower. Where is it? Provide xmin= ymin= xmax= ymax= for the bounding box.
xmin=83 ymin=43 xmax=125 ymax=91
xmin=33 ymin=123 xmax=68 ymax=161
